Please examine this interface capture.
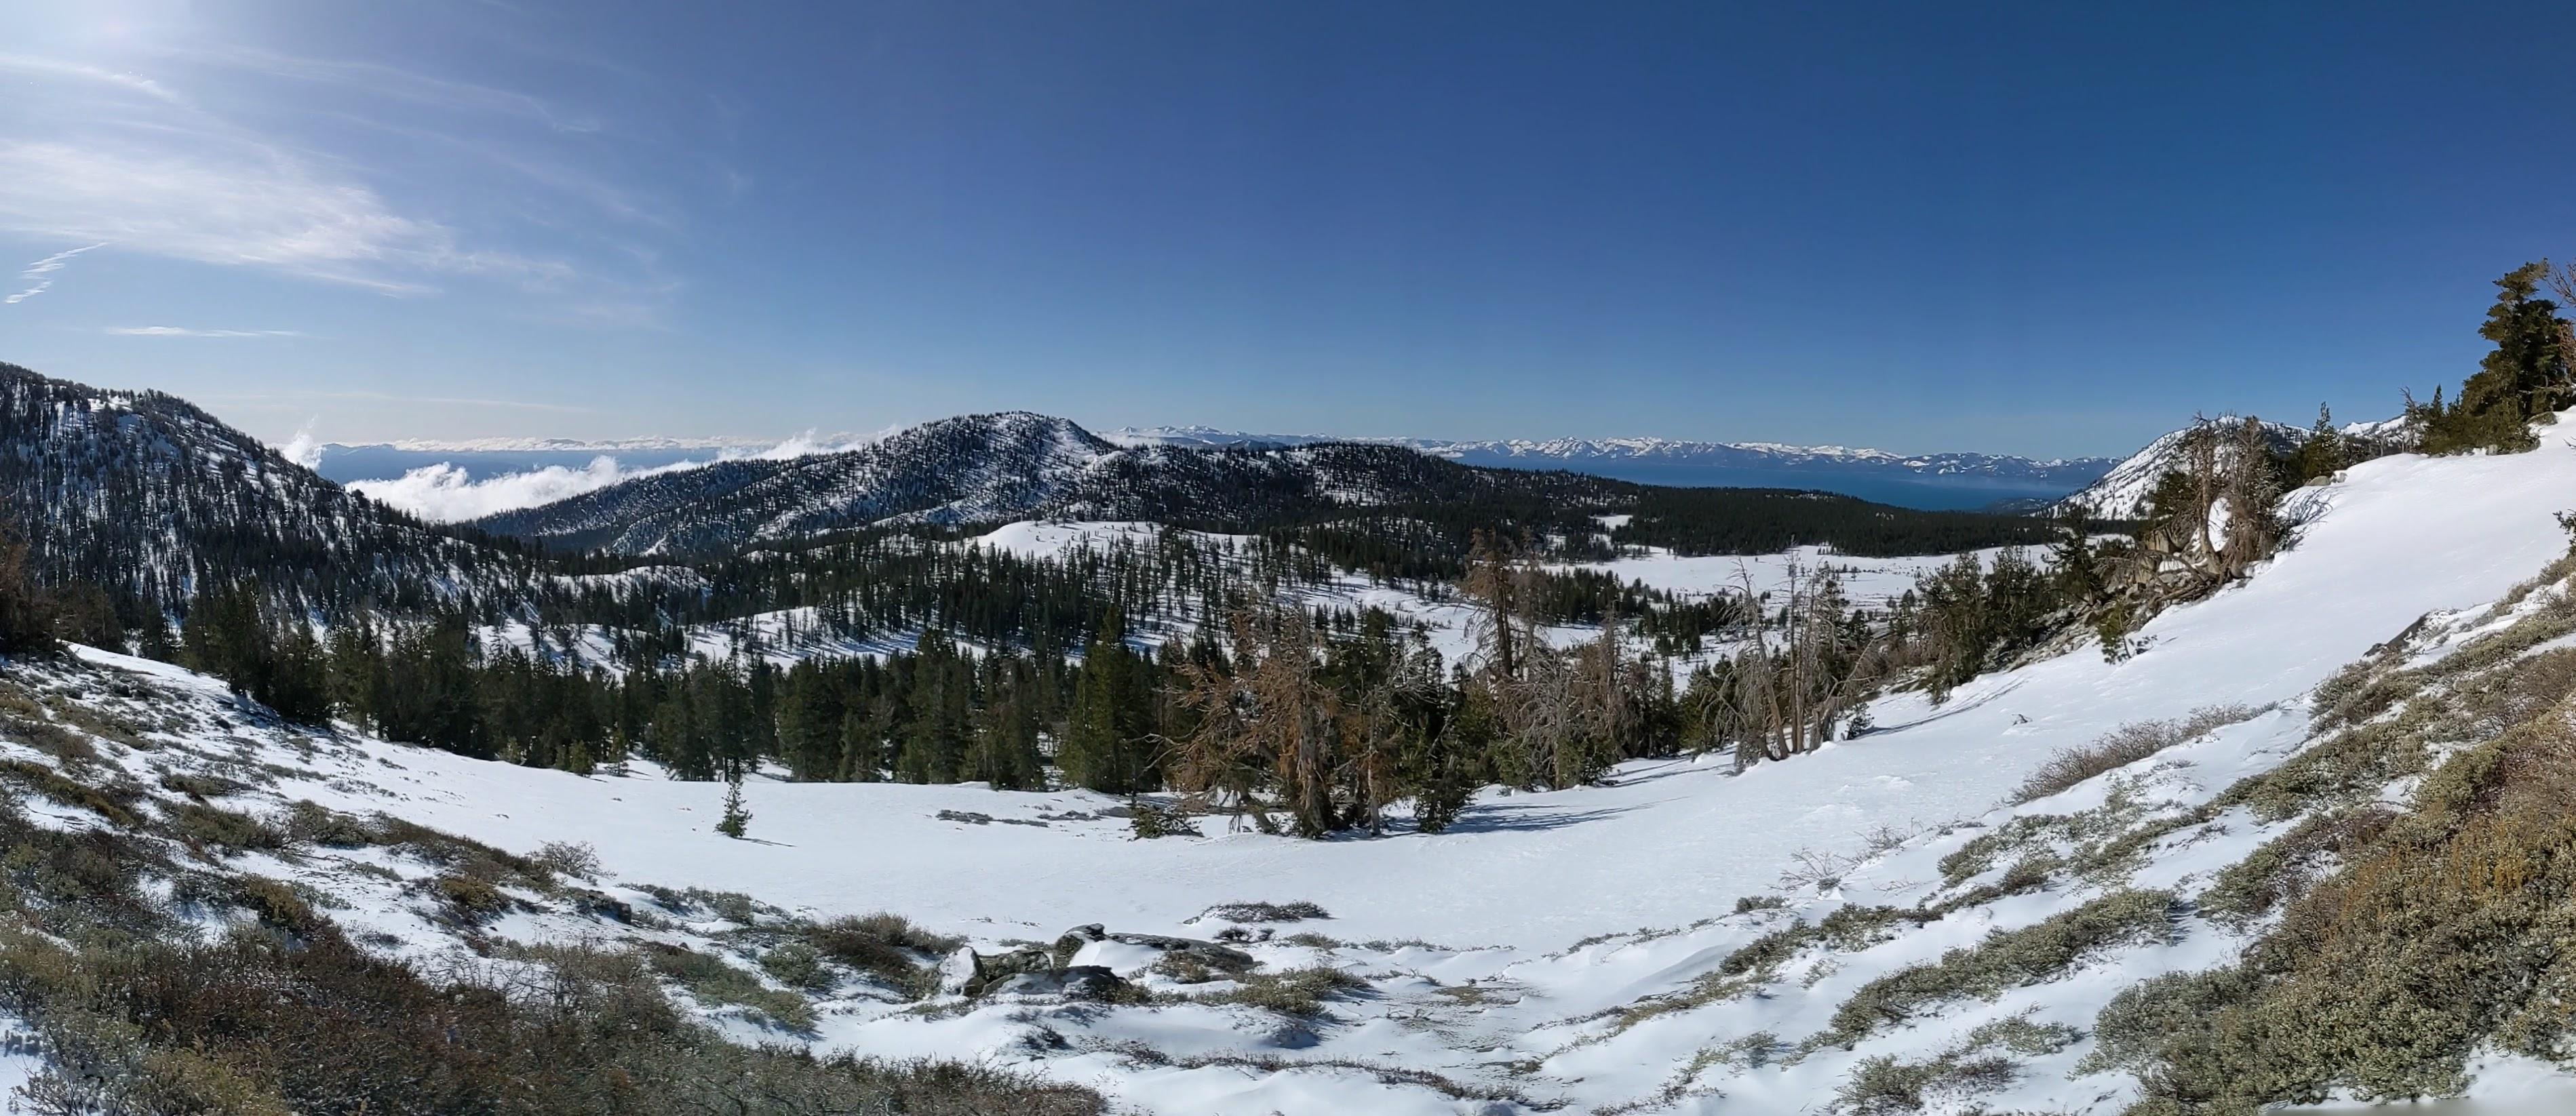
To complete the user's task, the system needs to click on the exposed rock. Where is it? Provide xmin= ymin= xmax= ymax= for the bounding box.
xmin=1052 ymin=923 xmax=1107 ymax=968
xmin=991 ymin=965 xmax=1131 ymax=1001
xmin=1105 ymin=932 xmax=1256 ymax=974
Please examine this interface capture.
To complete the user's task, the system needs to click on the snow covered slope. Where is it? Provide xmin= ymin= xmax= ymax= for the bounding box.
xmin=12 ymin=431 xmax=2575 ymax=1112
xmin=397 ymin=439 xmax=2576 ymax=946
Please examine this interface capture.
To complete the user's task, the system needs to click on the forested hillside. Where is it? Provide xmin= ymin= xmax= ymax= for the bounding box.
xmin=0 ymin=362 xmax=559 ymax=623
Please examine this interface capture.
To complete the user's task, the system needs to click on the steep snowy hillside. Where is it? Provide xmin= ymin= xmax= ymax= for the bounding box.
xmin=8 ymin=431 xmax=2573 ymax=1113
xmin=0 ymin=361 xmax=548 ymax=615
xmin=2055 ymin=414 xmax=2413 ymax=521
xmin=2050 ymin=418 xmax=2306 ymax=521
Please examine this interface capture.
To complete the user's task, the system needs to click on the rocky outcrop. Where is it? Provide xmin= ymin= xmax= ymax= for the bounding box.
xmin=935 ymin=923 xmax=1258 ymax=1000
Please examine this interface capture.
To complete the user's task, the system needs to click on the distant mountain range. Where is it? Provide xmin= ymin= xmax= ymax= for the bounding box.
xmin=317 ymin=425 xmax=2124 ymax=515
xmin=469 ymin=413 xmax=1647 ymax=555
xmin=1107 ymin=426 xmax=2120 ymax=510
xmin=25 ymin=359 xmax=2358 ymax=629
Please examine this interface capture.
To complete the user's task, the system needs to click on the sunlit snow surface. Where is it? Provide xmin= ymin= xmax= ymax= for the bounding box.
xmin=32 ymin=431 xmax=2576 ymax=1113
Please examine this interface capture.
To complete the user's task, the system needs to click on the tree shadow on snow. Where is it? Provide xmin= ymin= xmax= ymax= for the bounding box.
xmin=1869 ymin=677 xmax=2025 ymax=736
xmin=1437 ymin=800 xmax=1644 ymax=835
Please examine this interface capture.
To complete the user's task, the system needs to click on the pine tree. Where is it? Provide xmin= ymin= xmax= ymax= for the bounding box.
xmin=0 ymin=527 xmax=56 ymax=656
xmin=1061 ymin=613 xmax=1147 ymax=793
xmin=716 ymin=774 xmax=752 ymax=839
xmin=2421 ymin=262 xmax=2573 ymax=453
xmin=46 ymin=582 xmax=121 ymax=651
xmin=262 ymin=618 xmax=334 ymax=724
xmin=2294 ymin=403 xmax=2345 ymax=481
xmin=840 ymin=705 xmax=885 ymax=782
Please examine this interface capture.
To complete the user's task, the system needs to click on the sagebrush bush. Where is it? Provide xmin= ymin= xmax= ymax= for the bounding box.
xmin=429 ymin=872 xmax=511 ymax=924
xmin=799 ymin=913 xmax=961 ymax=998
xmin=1835 ymin=1050 xmax=2016 ymax=1115
xmin=1196 ymin=965 xmax=1368 ymax=1017
xmin=2196 ymin=806 xmax=2394 ymax=929
xmin=0 ymin=758 xmax=143 ymax=827
xmin=1821 ymin=890 xmax=2173 ymax=1048
xmin=1198 ymin=900 xmax=1329 ymax=923
xmin=1717 ymin=905 xmax=1933 ymax=980
xmin=760 ymin=942 xmax=828 ymax=990
xmin=533 ymin=840 xmax=602 ymax=880
xmin=167 ymin=801 xmax=286 ymax=853
xmin=2108 ymin=621 xmax=2576 ymax=1111
xmin=645 ymin=944 xmax=815 ymax=1030
xmin=2012 ymin=704 xmax=2259 ymax=804
xmin=281 ymin=799 xmax=373 ymax=846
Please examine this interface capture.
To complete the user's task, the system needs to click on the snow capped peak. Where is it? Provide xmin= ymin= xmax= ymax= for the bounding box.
xmin=1109 ymin=426 xmax=2119 ymax=487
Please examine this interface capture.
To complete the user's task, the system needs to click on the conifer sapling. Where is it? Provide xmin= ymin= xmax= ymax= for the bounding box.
xmin=717 ymin=774 xmax=752 ymax=839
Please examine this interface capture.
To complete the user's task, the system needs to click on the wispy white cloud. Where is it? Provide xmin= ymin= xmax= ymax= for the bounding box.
xmin=106 ymin=325 xmax=304 ymax=338
xmin=0 ymin=138 xmax=479 ymax=295
xmin=188 ymin=46 xmax=606 ymax=134
xmin=0 ymin=46 xmax=668 ymax=319
xmin=3 ymin=241 xmax=107 ymax=304
xmin=0 ymin=56 xmax=187 ymax=106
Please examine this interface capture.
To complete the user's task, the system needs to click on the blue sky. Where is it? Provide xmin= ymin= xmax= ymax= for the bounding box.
xmin=1 ymin=1 xmax=2571 ymax=458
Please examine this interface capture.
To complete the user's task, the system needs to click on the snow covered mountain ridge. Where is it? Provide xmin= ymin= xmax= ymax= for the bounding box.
xmin=468 ymin=411 xmax=1656 ymax=555
xmin=1110 ymin=425 xmax=2120 ymax=476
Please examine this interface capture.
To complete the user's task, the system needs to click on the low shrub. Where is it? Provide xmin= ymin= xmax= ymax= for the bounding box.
xmin=532 ymin=840 xmax=602 ymax=880
xmin=760 ymin=942 xmax=828 ymax=991
xmin=800 ymin=913 xmax=960 ymax=998
xmin=281 ymin=801 xmax=374 ymax=847
xmin=2198 ymin=807 xmax=2394 ymax=929
xmin=2012 ymin=704 xmax=2259 ymax=804
xmin=232 ymin=875 xmax=328 ymax=938
xmin=429 ymin=873 xmax=511 ymax=925
xmin=156 ymin=770 xmax=246 ymax=799
xmin=1196 ymin=965 xmax=1368 ymax=1017
xmin=1718 ymin=905 xmax=1933 ymax=980
xmin=644 ymin=944 xmax=815 ymax=1031
xmin=1196 ymin=900 xmax=1329 ymax=923
xmin=1128 ymin=801 xmax=1190 ymax=839
xmin=0 ymin=758 xmax=142 ymax=827
xmin=1821 ymin=890 xmax=2173 ymax=1047
xmin=168 ymin=802 xmax=286 ymax=854
xmin=1835 ymin=1051 xmax=2016 ymax=1115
